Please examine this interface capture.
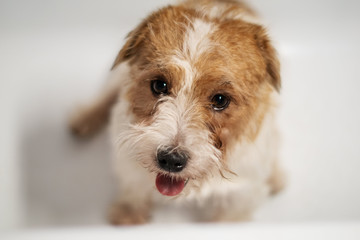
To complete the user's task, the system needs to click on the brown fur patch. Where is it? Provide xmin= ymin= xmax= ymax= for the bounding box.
xmin=112 ymin=6 xmax=199 ymax=69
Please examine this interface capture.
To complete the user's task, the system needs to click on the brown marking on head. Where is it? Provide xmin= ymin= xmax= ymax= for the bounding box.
xmin=111 ymin=6 xmax=200 ymax=69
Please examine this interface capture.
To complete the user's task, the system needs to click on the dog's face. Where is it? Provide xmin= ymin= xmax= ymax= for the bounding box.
xmin=114 ymin=6 xmax=280 ymax=197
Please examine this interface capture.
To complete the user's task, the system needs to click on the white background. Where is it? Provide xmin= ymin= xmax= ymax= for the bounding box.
xmin=1 ymin=0 xmax=360 ymax=236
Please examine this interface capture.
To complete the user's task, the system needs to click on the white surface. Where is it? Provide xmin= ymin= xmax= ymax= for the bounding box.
xmin=1 ymin=0 xmax=360 ymax=233
xmin=2 ymin=223 xmax=360 ymax=240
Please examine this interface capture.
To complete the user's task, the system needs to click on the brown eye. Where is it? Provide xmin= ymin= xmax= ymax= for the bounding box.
xmin=211 ymin=94 xmax=230 ymax=111
xmin=151 ymin=78 xmax=168 ymax=95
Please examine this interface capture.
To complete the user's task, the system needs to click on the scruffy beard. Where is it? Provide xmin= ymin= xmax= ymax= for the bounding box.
xmin=114 ymin=95 xmax=224 ymax=196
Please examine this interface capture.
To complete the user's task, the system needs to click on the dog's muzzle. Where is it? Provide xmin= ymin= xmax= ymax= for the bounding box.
xmin=157 ymin=147 xmax=189 ymax=173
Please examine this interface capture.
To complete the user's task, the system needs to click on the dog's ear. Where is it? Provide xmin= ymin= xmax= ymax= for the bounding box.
xmin=111 ymin=20 xmax=149 ymax=69
xmin=254 ymin=27 xmax=281 ymax=92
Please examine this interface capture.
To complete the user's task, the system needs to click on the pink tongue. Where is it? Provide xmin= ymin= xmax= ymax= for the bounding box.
xmin=156 ymin=174 xmax=185 ymax=196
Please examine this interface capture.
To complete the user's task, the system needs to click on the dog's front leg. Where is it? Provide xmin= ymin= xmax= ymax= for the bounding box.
xmin=108 ymin=158 xmax=154 ymax=225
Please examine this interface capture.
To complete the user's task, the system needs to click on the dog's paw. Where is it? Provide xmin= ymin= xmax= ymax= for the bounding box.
xmin=268 ymin=167 xmax=286 ymax=195
xmin=108 ymin=202 xmax=150 ymax=225
xmin=68 ymin=106 xmax=106 ymax=138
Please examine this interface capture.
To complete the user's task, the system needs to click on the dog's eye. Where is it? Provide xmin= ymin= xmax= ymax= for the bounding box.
xmin=211 ymin=94 xmax=230 ymax=111
xmin=151 ymin=78 xmax=168 ymax=95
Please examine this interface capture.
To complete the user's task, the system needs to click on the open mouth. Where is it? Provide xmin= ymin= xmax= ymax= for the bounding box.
xmin=155 ymin=173 xmax=188 ymax=196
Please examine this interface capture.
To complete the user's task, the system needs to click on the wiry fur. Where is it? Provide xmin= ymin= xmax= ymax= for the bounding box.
xmin=70 ymin=0 xmax=285 ymax=224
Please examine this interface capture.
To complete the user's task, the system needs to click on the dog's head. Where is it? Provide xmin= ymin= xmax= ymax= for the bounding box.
xmin=114 ymin=6 xmax=280 ymax=197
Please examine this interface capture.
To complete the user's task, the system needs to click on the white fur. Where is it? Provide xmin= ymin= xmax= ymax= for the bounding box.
xmin=182 ymin=19 xmax=216 ymax=63
xmin=172 ymin=19 xmax=216 ymax=90
xmin=108 ymin=63 xmax=154 ymax=204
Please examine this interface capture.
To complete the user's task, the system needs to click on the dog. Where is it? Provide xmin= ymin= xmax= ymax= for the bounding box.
xmin=70 ymin=0 xmax=285 ymax=224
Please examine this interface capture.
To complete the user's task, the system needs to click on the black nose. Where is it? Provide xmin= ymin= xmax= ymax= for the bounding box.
xmin=157 ymin=148 xmax=188 ymax=173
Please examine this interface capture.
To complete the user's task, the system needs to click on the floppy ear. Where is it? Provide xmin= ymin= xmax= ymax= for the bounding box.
xmin=254 ymin=27 xmax=281 ymax=92
xmin=111 ymin=20 xmax=149 ymax=70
